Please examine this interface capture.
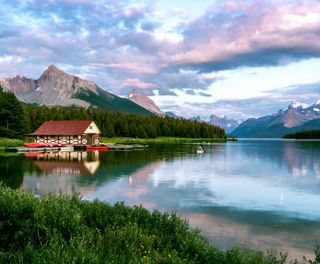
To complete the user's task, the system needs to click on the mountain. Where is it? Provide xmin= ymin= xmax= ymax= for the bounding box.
xmin=209 ymin=115 xmax=240 ymax=134
xmin=191 ymin=115 xmax=202 ymax=122
xmin=231 ymin=101 xmax=320 ymax=138
xmin=0 ymin=65 xmax=152 ymax=115
xmin=127 ymin=88 xmax=164 ymax=116
xmin=165 ymin=111 xmax=178 ymax=118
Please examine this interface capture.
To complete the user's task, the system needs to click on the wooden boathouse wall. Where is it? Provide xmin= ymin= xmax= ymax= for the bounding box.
xmin=27 ymin=120 xmax=101 ymax=146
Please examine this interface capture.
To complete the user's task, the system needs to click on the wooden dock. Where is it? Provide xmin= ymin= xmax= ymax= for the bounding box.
xmin=6 ymin=144 xmax=147 ymax=153
xmin=6 ymin=146 xmax=74 ymax=153
xmin=104 ymin=144 xmax=148 ymax=150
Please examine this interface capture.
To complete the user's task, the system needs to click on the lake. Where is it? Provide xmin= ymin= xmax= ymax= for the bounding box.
xmin=1 ymin=139 xmax=320 ymax=261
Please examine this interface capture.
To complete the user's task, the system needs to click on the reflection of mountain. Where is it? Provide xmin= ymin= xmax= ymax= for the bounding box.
xmin=18 ymin=144 xmax=197 ymax=196
xmin=82 ymin=141 xmax=320 ymax=260
xmin=128 ymin=161 xmax=162 ymax=185
xmin=233 ymin=140 xmax=320 ymax=187
xmin=184 ymin=209 xmax=319 ymax=261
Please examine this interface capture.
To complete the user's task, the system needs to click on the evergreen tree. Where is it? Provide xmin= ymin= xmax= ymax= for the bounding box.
xmin=0 ymin=87 xmax=25 ymax=137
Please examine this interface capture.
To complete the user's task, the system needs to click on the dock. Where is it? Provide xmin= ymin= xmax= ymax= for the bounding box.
xmin=104 ymin=144 xmax=148 ymax=150
xmin=6 ymin=146 xmax=74 ymax=153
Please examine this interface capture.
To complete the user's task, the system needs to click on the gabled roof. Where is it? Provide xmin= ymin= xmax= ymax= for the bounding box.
xmin=28 ymin=120 xmax=97 ymax=136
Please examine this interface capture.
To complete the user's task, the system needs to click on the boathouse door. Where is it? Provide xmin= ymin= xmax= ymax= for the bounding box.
xmin=88 ymin=135 xmax=93 ymax=145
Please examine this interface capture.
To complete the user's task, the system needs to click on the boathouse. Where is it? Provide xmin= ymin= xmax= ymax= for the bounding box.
xmin=27 ymin=120 xmax=101 ymax=145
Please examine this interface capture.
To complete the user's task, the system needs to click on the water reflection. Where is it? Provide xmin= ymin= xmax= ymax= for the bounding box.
xmin=1 ymin=140 xmax=320 ymax=260
xmin=19 ymin=151 xmax=102 ymax=196
xmin=30 ymin=151 xmax=100 ymax=175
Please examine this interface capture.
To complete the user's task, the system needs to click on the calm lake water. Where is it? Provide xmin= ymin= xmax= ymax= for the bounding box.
xmin=1 ymin=139 xmax=320 ymax=261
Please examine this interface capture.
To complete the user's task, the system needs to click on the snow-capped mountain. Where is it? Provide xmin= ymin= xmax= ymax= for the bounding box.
xmin=209 ymin=115 xmax=240 ymax=134
xmin=231 ymin=101 xmax=320 ymax=138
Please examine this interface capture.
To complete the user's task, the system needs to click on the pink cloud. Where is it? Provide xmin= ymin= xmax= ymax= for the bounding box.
xmin=122 ymin=78 xmax=158 ymax=89
xmin=89 ymin=62 xmax=158 ymax=74
xmin=162 ymin=1 xmax=320 ymax=66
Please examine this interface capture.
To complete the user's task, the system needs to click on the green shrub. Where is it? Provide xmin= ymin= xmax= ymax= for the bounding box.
xmin=0 ymin=185 xmax=315 ymax=263
xmin=0 ymin=137 xmax=23 ymax=148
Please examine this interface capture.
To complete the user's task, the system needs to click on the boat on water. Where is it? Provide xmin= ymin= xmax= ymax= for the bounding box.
xmin=196 ymin=146 xmax=204 ymax=154
xmin=86 ymin=145 xmax=109 ymax=151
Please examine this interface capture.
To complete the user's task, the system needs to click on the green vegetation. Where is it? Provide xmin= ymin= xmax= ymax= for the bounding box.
xmin=0 ymin=137 xmax=23 ymax=149
xmin=0 ymin=85 xmax=225 ymax=140
xmin=284 ymin=129 xmax=320 ymax=139
xmin=73 ymin=88 xmax=152 ymax=116
xmin=2 ymin=184 xmax=317 ymax=264
xmin=23 ymin=105 xmax=225 ymax=139
xmin=0 ymin=88 xmax=25 ymax=138
xmin=102 ymin=137 xmax=227 ymax=144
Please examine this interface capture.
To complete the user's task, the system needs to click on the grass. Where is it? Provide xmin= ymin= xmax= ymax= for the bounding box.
xmin=1 ymin=184 xmax=319 ymax=263
xmin=0 ymin=137 xmax=23 ymax=149
xmin=102 ymin=136 xmax=227 ymax=144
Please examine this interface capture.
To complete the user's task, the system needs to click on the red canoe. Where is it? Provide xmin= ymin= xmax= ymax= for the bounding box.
xmin=24 ymin=142 xmax=65 ymax=148
xmin=86 ymin=146 xmax=109 ymax=151
xmin=24 ymin=152 xmax=45 ymax=157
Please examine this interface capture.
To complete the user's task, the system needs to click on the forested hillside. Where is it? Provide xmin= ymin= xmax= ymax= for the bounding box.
xmin=284 ymin=129 xmax=320 ymax=139
xmin=0 ymin=87 xmax=225 ymax=139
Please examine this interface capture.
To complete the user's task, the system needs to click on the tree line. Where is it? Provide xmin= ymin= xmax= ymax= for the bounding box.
xmin=0 ymin=87 xmax=225 ymax=139
xmin=284 ymin=129 xmax=320 ymax=139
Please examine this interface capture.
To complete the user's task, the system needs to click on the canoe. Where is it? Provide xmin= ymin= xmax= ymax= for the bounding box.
xmin=24 ymin=152 xmax=46 ymax=157
xmin=23 ymin=142 xmax=65 ymax=148
xmin=86 ymin=146 xmax=109 ymax=151
xmin=24 ymin=142 xmax=48 ymax=148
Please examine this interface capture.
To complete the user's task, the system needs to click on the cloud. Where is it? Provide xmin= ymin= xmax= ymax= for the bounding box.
xmin=1 ymin=0 xmax=320 ymax=120
xmin=88 ymin=63 xmax=158 ymax=74
xmin=122 ymin=78 xmax=158 ymax=89
xmin=265 ymin=81 xmax=320 ymax=103
xmin=163 ymin=0 xmax=320 ymax=71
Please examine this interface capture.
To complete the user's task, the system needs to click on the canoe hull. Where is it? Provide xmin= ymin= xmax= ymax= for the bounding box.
xmin=24 ymin=143 xmax=65 ymax=148
xmin=86 ymin=146 xmax=108 ymax=151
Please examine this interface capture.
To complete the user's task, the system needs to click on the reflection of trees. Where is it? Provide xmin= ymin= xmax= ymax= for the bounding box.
xmin=87 ymin=144 xmax=224 ymax=186
xmin=3 ymin=143 xmax=223 ymax=195
xmin=0 ymin=154 xmax=41 ymax=189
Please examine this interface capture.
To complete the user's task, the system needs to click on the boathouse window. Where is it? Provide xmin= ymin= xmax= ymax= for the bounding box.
xmin=89 ymin=125 xmax=93 ymax=130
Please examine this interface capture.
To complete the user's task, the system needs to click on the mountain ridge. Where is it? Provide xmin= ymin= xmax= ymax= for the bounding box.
xmin=127 ymin=88 xmax=164 ymax=116
xmin=209 ymin=115 xmax=240 ymax=134
xmin=231 ymin=101 xmax=320 ymax=138
xmin=0 ymin=65 xmax=152 ymax=116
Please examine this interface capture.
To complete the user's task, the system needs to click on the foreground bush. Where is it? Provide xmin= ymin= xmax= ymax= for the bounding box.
xmin=0 ymin=185 xmax=317 ymax=263
xmin=0 ymin=137 xmax=23 ymax=148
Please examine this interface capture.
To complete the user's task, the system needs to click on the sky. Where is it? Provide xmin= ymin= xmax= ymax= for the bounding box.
xmin=0 ymin=0 xmax=320 ymax=120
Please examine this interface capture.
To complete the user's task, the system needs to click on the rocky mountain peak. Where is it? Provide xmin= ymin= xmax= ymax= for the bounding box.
xmin=127 ymin=88 xmax=164 ymax=116
xmin=288 ymin=101 xmax=308 ymax=109
xmin=1 ymin=65 xmax=153 ymax=115
xmin=41 ymin=65 xmax=69 ymax=79
xmin=209 ymin=114 xmax=239 ymax=134
xmin=231 ymin=100 xmax=320 ymax=137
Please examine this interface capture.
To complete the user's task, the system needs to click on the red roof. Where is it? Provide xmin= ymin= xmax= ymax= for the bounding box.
xmin=28 ymin=120 xmax=97 ymax=136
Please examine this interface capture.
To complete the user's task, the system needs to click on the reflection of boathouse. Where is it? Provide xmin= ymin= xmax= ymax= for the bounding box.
xmin=32 ymin=151 xmax=101 ymax=175
xmin=27 ymin=120 xmax=101 ymax=145
xmin=21 ymin=151 xmax=101 ymax=196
